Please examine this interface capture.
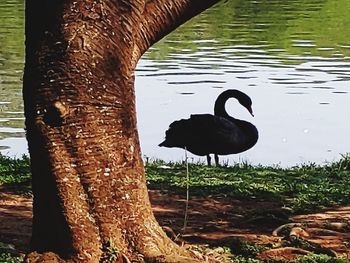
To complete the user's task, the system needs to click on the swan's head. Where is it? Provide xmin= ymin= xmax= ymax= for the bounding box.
xmin=215 ymin=89 xmax=255 ymax=117
xmin=236 ymin=91 xmax=254 ymax=117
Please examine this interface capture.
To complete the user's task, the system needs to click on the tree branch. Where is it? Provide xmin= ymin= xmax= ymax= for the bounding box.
xmin=136 ymin=0 xmax=221 ymax=58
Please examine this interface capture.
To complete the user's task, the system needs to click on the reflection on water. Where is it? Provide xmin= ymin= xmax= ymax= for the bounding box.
xmin=1 ymin=0 xmax=349 ymax=166
xmin=0 ymin=0 xmax=25 ymax=152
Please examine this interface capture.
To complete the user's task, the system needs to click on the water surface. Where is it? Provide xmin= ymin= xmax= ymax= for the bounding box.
xmin=1 ymin=0 xmax=349 ymax=166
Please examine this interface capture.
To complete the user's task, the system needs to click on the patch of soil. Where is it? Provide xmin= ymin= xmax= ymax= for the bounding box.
xmin=1 ymin=188 xmax=349 ymax=261
xmin=0 ymin=192 xmax=32 ymax=253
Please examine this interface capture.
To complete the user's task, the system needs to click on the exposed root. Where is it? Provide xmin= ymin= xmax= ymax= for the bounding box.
xmin=272 ymin=223 xmax=302 ymax=236
xmin=25 ymin=252 xmax=65 ymax=263
xmin=122 ymin=253 xmax=132 ymax=263
xmin=161 ymin=226 xmax=184 ymax=243
xmin=272 ymin=223 xmax=338 ymax=257
xmin=140 ymin=245 xmax=202 ymax=263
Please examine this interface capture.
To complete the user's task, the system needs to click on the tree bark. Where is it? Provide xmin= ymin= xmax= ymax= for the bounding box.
xmin=24 ymin=0 xmax=220 ymax=262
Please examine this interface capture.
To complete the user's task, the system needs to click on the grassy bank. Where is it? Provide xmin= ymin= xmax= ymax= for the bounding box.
xmin=1 ymin=154 xmax=350 ymax=213
xmin=1 ymin=154 xmax=350 ymax=262
xmin=146 ymin=156 xmax=350 ymax=213
xmin=0 ymin=154 xmax=31 ymax=194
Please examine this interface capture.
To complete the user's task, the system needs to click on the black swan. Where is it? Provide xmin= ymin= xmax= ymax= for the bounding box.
xmin=159 ymin=89 xmax=259 ymax=166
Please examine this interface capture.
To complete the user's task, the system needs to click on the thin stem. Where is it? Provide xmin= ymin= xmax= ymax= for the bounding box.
xmin=182 ymin=147 xmax=190 ymax=234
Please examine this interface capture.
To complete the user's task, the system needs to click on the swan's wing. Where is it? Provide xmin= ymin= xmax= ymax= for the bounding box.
xmin=189 ymin=114 xmax=231 ymax=130
xmin=161 ymin=114 xmax=253 ymax=155
xmin=189 ymin=114 xmax=238 ymax=131
xmin=189 ymin=114 xmax=245 ymax=145
xmin=164 ymin=114 xmax=224 ymax=145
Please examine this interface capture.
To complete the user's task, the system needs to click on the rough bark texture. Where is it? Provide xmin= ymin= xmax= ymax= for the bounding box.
xmin=23 ymin=0 xmax=220 ymax=262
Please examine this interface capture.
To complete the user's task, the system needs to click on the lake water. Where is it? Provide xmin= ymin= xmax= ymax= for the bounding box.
xmin=1 ymin=0 xmax=349 ymax=167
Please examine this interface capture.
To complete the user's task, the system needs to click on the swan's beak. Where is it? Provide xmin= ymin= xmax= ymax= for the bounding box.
xmin=248 ymin=106 xmax=254 ymax=117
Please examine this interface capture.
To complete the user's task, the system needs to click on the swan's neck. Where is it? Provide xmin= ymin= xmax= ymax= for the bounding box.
xmin=214 ymin=90 xmax=242 ymax=118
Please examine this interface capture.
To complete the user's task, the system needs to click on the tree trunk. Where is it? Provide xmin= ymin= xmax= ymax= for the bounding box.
xmin=23 ymin=0 xmax=220 ymax=262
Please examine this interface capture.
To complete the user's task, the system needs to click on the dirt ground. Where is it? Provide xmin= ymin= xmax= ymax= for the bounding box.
xmin=0 ymin=188 xmax=349 ymax=261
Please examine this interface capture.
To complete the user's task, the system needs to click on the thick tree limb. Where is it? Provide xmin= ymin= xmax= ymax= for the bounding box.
xmin=136 ymin=0 xmax=220 ymax=58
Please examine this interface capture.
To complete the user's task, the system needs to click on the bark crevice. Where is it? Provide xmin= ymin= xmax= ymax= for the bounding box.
xmin=43 ymin=101 xmax=69 ymax=127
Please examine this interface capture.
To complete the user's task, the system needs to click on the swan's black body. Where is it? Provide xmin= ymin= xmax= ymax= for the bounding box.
xmin=159 ymin=89 xmax=259 ymax=166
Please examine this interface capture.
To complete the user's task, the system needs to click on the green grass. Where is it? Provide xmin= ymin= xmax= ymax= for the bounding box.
xmin=1 ymin=153 xmax=350 ymax=212
xmin=146 ymin=155 xmax=350 ymax=213
xmin=0 ymin=154 xmax=31 ymax=194
xmin=0 ymin=253 xmax=23 ymax=263
xmin=0 ymin=242 xmax=23 ymax=263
